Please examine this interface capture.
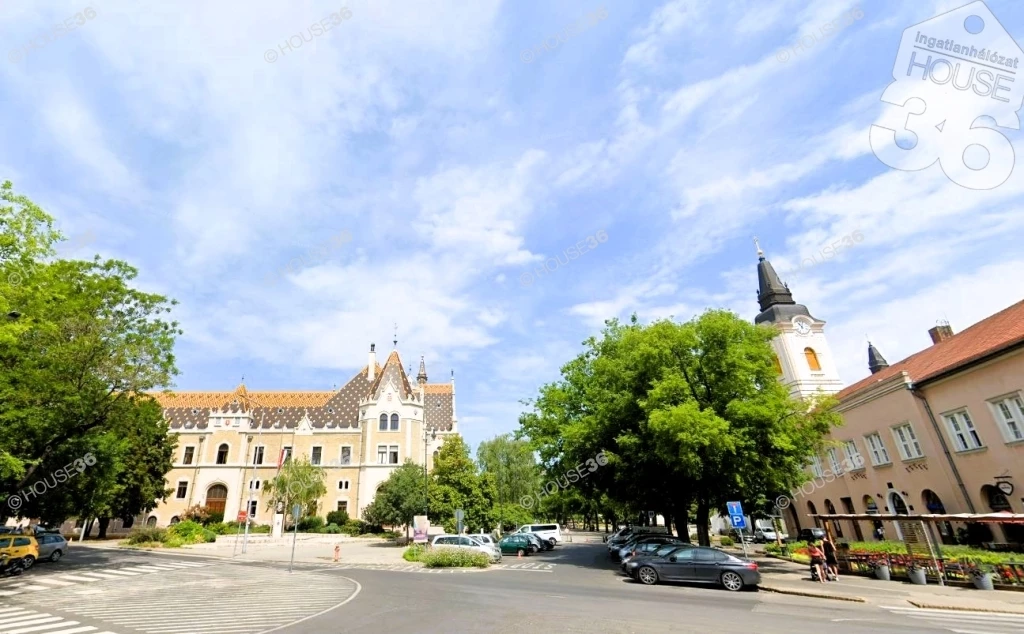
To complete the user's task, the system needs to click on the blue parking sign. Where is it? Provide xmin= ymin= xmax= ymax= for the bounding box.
xmin=730 ymin=514 xmax=746 ymax=529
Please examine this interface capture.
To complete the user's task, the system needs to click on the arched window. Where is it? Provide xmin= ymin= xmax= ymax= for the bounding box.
xmin=863 ymin=495 xmax=878 ymax=513
xmin=216 ymin=443 xmax=229 ymax=464
xmin=169 ymin=516 xmax=180 ymax=525
xmin=379 ymin=414 xmax=388 ymax=431
xmin=390 ymin=413 xmax=399 ymax=431
xmin=146 ymin=516 xmax=158 ymax=527
xmin=772 ymin=355 xmax=783 ymax=375
xmin=804 ymin=347 xmax=822 ymax=371
xmin=433 ymin=450 xmax=439 ymax=463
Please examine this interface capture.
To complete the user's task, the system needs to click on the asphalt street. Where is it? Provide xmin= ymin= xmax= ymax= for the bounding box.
xmin=0 ymin=543 xmax=1019 ymax=633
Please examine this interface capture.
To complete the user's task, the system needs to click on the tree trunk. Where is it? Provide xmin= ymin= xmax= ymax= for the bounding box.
xmin=675 ymin=506 xmax=690 ymax=541
xmin=696 ymin=500 xmax=711 ymax=547
xmin=84 ymin=518 xmax=95 ymax=539
xmin=97 ymin=517 xmax=110 ymax=539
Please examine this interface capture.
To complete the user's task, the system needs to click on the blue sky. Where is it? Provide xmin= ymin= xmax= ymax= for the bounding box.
xmin=3 ymin=0 xmax=1024 ymax=452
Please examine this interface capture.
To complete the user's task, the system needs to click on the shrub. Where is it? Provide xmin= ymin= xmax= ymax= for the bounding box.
xmin=327 ymin=510 xmax=349 ymax=526
xmin=125 ymin=527 xmax=166 ymax=545
xmin=206 ymin=522 xmax=233 ymax=535
xmin=323 ymin=523 xmax=343 ymax=534
xmin=297 ymin=516 xmax=325 ymax=532
xmin=168 ymin=520 xmax=208 ymax=544
xmin=403 ymin=544 xmax=426 ymax=562
xmin=720 ymin=536 xmax=734 ymax=547
xmin=202 ymin=529 xmax=218 ymax=543
xmin=163 ymin=536 xmax=184 ymax=548
xmin=341 ymin=519 xmax=366 ymax=535
xmin=689 ymin=533 xmax=698 ymax=542
xmin=420 ymin=547 xmax=489 ymax=568
xmin=206 ymin=512 xmax=224 ymax=525
xmin=180 ymin=505 xmax=211 ymax=525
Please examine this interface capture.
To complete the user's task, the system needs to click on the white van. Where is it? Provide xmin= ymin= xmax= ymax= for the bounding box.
xmin=517 ymin=523 xmax=563 ymax=546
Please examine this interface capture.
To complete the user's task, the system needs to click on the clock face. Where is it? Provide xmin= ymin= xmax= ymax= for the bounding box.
xmin=997 ymin=481 xmax=1014 ymax=496
xmin=793 ymin=319 xmax=811 ymax=335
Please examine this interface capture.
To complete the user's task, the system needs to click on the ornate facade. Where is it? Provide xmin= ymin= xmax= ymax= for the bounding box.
xmin=145 ymin=344 xmax=457 ymax=527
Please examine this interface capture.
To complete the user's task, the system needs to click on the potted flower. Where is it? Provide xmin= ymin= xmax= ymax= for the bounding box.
xmin=907 ymin=560 xmax=927 ymax=585
xmin=873 ymin=557 xmax=890 ymax=581
xmin=969 ymin=561 xmax=996 ymax=591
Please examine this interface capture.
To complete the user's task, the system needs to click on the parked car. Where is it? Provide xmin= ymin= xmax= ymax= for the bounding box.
xmin=430 ymin=535 xmax=501 ymax=562
xmin=522 ymin=532 xmax=550 ymax=552
xmin=612 ymin=534 xmax=677 ymax=560
xmin=516 ymin=523 xmax=562 ymax=546
xmin=620 ymin=540 xmax=689 ymax=567
xmin=615 ymin=536 xmax=684 ymax=561
xmin=797 ymin=528 xmax=826 ymax=542
xmin=604 ymin=526 xmax=631 ymax=543
xmin=498 ymin=534 xmax=533 ymax=556
xmin=0 ymin=534 xmax=39 ymax=569
xmin=624 ymin=545 xmax=760 ymax=591
xmin=36 ymin=533 xmax=68 ymax=562
xmin=754 ymin=519 xmax=787 ymax=543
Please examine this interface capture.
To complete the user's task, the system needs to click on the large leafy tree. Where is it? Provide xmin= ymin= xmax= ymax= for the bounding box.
xmin=476 ymin=434 xmax=539 ymax=533
xmin=0 ymin=180 xmax=181 ymax=526
xmin=428 ymin=436 xmax=493 ymax=533
xmin=361 ymin=461 xmax=426 ymax=536
xmin=520 ymin=311 xmax=841 ymax=546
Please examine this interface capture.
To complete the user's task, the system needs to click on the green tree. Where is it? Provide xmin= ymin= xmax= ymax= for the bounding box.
xmin=263 ymin=458 xmax=327 ymax=518
xmin=361 ymin=461 xmax=426 ymax=536
xmin=519 ymin=311 xmax=841 ymax=546
xmin=0 ymin=181 xmax=181 ymax=525
xmin=428 ymin=436 xmax=492 ymax=533
xmin=476 ymin=434 xmax=539 ymax=533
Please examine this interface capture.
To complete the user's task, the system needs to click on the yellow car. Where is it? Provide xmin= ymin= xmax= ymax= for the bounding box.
xmin=0 ymin=534 xmax=40 ymax=568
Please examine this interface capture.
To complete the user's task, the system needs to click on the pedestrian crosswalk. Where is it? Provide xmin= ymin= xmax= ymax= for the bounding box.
xmin=882 ymin=605 xmax=1024 ymax=634
xmin=0 ymin=560 xmax=213 ymax=597
xmin=9 ymin=560 xmax=358 ymax=634
xmin=0 ymin=606 xmax=118 ymax=634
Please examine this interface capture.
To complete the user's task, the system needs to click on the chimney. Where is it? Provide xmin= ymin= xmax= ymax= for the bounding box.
xmin=367 ymin=343 xmax=376 ymax=381
xmin=928 ymin=320 xmax=954 ymax=345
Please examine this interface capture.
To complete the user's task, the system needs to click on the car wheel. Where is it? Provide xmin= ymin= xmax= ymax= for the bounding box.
xmin=22 ymin=555 xmax=35 ymax=570
xmin=721 ymin=571 xmax=744 ymax=592
xmin=529 ymin=545 xmax=538 ymax=554
xmin=516 ymin=548 xmax=526 ymax=557
xmin=637 ymin=566 xmax=659 ymax=586
xmin=49 ymin=550 xmax=63 ymax=562
xmin=548 ymin=538 xmax=556 ymax=547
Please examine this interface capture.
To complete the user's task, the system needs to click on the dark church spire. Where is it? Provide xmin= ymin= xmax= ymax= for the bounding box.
xmin=755 ymin=237 xmax=795 ymax=312
xmin=868 ymin=341 xmax=889 ymax=374
xmin=417 ymin=355 xmax=428 ymax=385
xmin=753 ymin=239 xmax=814 ymax=325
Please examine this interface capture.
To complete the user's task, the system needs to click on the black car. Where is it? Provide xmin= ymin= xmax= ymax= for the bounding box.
xmin=798 ymin=528 xmax=826 ymax=542
xmin=624 ymin=545 xmax=761 ymax=591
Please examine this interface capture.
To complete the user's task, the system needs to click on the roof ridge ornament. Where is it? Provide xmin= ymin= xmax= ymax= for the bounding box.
xmin=753 ymin=236 xmax=764 ymax=260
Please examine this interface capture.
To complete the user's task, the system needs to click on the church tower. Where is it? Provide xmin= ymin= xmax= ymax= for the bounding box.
xmin=753 ymin=240 xmax=844 ymax=398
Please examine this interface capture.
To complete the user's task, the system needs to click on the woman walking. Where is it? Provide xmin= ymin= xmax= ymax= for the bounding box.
xmin=822 ymin=535 xmax=839 ymax=581
xmin=807 ymin=541 xmax=827 ymax=584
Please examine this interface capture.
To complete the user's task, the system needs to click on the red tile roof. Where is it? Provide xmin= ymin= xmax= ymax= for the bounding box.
xmin=838 ymin=298 xmax=1024 ymax=400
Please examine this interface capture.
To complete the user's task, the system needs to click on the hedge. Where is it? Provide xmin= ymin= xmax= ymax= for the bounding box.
xmin=420 ymin=547 xmax=490 ymax=568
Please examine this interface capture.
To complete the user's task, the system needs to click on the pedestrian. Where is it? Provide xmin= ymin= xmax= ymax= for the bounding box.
xmin=807 ymin=541 xmax=827 ymax=584
xmin=874 ymin=525 xmax=884 ymax=541
xmin=822 ymin=535 xmax=839 ymax=581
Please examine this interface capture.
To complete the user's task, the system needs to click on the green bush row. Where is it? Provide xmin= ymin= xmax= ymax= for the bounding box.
xmin=719 ymin=536 xmax=734 ymax=546
xmin=403 ymin=544 xmax=426 ymax=562
xmin=420 ymin=547 xmax=490 ymax=568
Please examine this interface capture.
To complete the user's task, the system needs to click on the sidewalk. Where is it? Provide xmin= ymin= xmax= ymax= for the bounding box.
xmin=750 ymin=552 xmax=1024 ymax=614
xmin=84 ymin=533 xmax=411 ymax=566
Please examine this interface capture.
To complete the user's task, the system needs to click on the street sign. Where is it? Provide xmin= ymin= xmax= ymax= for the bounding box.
xmin=727 ymin=501 xmax=746 ymax=529
xmin=292 ymin=504 xmax=301 ymax=521
xmin=237 ymin=511 xmax=248 ymax=523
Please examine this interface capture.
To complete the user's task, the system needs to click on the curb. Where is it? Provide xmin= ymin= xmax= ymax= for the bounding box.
xmin=907 ymin=600 xmax=1024 ymax=616
xmin=760 ymin=585 xmax=867 ymax=602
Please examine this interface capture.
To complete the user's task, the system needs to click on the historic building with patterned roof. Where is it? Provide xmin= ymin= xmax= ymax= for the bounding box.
xmin=144 ymin=344 xmax=457 ymax=527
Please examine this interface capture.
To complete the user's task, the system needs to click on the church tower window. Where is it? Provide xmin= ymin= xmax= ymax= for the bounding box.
xmin=804 ymin=347 xmax=822 ymax=372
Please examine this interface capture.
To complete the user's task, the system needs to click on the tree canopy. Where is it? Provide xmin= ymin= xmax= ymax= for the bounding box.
xmin=518 ymin=310 xmax=841 ymax=545
xmin=361 ymin=460 xmax=426 ymax=534
xmin=0 ymin=180 xmax=181 ymax=528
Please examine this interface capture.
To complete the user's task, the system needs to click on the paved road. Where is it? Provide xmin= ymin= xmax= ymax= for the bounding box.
xmin=1 ymin=543 xmax=1022 ymax=633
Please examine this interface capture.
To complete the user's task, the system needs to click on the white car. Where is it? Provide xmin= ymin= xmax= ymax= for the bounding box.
xmin=516 ymin=523 xmax=562 ymax=546
xmin=467 ymin=534 xmax=502 ymax=558
xmin=431 ymin=535 xmax=501 ymax=562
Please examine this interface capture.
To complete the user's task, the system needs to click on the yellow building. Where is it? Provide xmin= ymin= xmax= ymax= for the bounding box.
xmin=145 ymin=344 xmax=457 ymax=527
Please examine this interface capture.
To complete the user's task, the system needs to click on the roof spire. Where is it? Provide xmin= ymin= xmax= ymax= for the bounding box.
xmin=417 ymin=355 xmax=428 ymax=385
xmin=868 ymin=341 xmax=890 ymax=375
xmin=393 ymin=322 xmax=398 ymax=349
xmin=755 ymin=243 xmax=795 ymax=312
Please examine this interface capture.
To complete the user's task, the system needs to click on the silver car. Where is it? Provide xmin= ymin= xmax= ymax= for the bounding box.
xmin=467 ymin=534 xmax=502 ymax=560
xmin=36 ymin=533 xmax=68 ymax=562
xmin=431 ymin=535 xmax=501 ymax=562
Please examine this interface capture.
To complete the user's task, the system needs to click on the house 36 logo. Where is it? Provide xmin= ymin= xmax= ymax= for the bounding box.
xmin=870 ymin=1 xmax=1022 ymax=190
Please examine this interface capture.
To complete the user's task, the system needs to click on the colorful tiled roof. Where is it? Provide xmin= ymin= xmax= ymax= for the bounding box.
xmin=838 ymin=298 xmax=1024 ymax=400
